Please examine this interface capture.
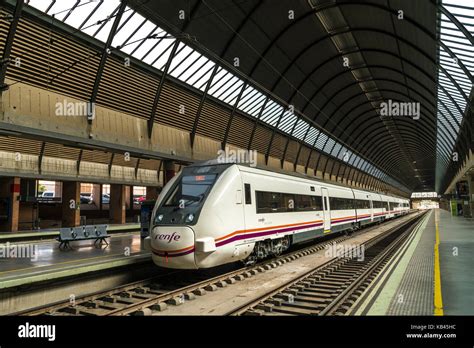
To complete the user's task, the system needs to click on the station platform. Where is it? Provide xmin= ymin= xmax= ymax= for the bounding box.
xmin=0 ymin=223 xmax=140 ymax=243
xmin=352 ymin=209 xmax=474 ymax=315
xmin=0 ymin=232 xmax=149 ymax=290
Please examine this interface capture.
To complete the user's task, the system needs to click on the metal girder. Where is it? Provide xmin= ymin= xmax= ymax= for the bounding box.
xmin=302 ymin=64 xmax=435 ymax=115
xmin=108 ymin=153 xmax=115 ymax=176
xmin=134 ymin=158 xmax=140 ymax=179
xmin=312 ymin=63 xmax=470 ymax=167
xmin=350 ymin=96 xmax=464 ymax=171
xmin=280 ymin=117 xmax=300 ymax=168
xmin=438 ymin=3 xmax=474 ymax=47
xmin=88 ymin=0 xmax=127 ymax=124
xmin=38 ymin=141 xmax=45 ymax=174
xmin=147 ymin=39 xmax=180 ymax=138
xmin=229 ymin=1 xmax=459 ymax=191
xmin=222 ymin=82 xmax=247 ymax=149
xmin=347 ymin=99 xmax=451 ymax=164
xmin=0 ymin=0 xmax=23 ymax=92
xmin=275 ymin=46 xmax=442 ymax=189
xmin=190 ymin=64 xmax=220 ymax=149
xmin=247 ymin=97 xmax=269 ymax=150
xmin=191 ymin=0 xmax=262 ymax=150
xmin=76 ymin=149 xmax=83 ymax=175
xmin=264 ymin=107 xmax=286 ymax=164
xmin=245 ymin=1 xmax=438 ymax=83
xmin=157 ymin=160 xmax=163 ymax=184
xmin=294 ymin=126 xmax=312 ymax=170
xmin=312 ymin=82 xmax=462 ymax=188
xmin=304 ymin=135 xmax=320 ymax=173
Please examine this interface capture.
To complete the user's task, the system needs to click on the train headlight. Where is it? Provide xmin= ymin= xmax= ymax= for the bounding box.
xmin=185 ymin=213 xmax=195 ymax=223
xmin=157 ymin=214 xmax=164 ymax=222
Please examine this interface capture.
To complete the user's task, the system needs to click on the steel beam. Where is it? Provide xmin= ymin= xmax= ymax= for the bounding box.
xmin=38 ymin=141 xmax=45 ymax=174
xmin=88 ymin=0 xmax=128 ymax=124
xmin=264 ymin=108 xmax=286 ymax=165
xmin=148 ymin=39 xmax=180 ymax=138
xmin=190 ymin=64 xmax=220 ymax=149
xmin=247 ymin=97 xmax=269 ymax=150
xmin=108 ymin=153 xmax=115 ymax=176
xmin=76 ymin=150 xmax=83 ymax=175
xmin=0 ymin=0 xmax=23 ymax=92
xmin=134 ymin=158 xmax=140 ymax=179
xmin=221 ymin=82 xmax=247 ymax=149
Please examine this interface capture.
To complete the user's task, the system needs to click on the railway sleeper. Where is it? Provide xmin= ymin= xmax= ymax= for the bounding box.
xmin=94 ymin=301 xmax=124 ymax=311
xmin=293 ymin=295 xmax=332 ymax=305
xmin=280 ymin=301 xmax=324 ymax=313
xmin=61 ymin=307 xmax=80 ymax=315
xmin=243 ymin=309 xmax=265 ymax=316
xmin=268 ymin=298 xmax=284 ymax=306
xmin=150 ymin=302 xmax=168 ymax=311
xmin=255 ymin=303 xmax=274 ymax=312
xmin=101 ymin=296 xmax=117 ymax=303
xmin=167 ymin=296 xmax=185 ymax=306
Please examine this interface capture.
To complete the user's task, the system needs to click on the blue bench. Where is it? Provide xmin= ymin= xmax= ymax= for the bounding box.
xmin=57 ymin=225 xmax=110 ymax=250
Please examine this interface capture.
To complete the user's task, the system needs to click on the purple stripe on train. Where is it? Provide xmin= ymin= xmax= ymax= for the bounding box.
xmin=215 ymin=221 xmax=324 ymax=247
xmin=152 ymin=221 xmax=325 ymax=257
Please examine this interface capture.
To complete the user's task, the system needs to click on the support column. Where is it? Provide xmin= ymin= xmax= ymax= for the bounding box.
xmin=125 ymin=185 xmax=131 ymax=210
xmin=0 ymin=177 xmax=20 ymax=232
xmin=62 ymin=181 xmax=80 ymax=227
xmin=91 ymin=183 xmax=101 ymax=208
xmin=146 ymin=186 xmax=159 ymax=200
xmin=54 ymin=181 xmax=62 ymax=198
xmin=110 ymin=184 xmax=126 ymax=224
xmin=468 ymin=174 xmax=474 ymax=218
xmin=163 ymin=160 xmax=176 ymax=186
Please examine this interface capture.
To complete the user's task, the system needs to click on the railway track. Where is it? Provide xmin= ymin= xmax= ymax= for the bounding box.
xmin=230 ymin=212 xmax=427 ymax=316
xmin=17 ymin=212 xmax=421 ymax=316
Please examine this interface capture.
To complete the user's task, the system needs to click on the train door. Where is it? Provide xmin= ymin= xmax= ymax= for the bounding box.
xmin=321 ymin=188 xmax=331 ymax=233
xmin=370 ymin=199 xmax=374 ymax=222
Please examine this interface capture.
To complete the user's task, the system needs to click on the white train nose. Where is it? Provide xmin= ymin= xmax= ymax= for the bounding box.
xmin=150 ymin=226 xmax=197 ymax=269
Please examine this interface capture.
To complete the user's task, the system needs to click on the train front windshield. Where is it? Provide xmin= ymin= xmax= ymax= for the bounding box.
xmin=164 ymin=174 xmax=217 ymax=208
xmin=153 ymin=164 xmax=231 ymax=225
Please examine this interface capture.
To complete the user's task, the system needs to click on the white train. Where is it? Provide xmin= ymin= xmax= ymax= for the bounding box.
xmin=144 ymin=161 xmax=410 ymax=269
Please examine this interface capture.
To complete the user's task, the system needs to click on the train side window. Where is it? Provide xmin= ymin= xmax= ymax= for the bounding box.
xmin=295 ymin=194 xmax=322 ymax=211
xmin=284 ymin=194 xmax=295 ymax=211
xmin=329 ymin=197 xmax=355 ymax=210
xmin=311 ymin=195 xmax=323 ymax=210
xmin=295 ymin=194 xmax=311 ymax=211
xmin=256 ymin=191 xmax=324 ymax=213
xmin=355 ymin=199 xmax=371 ymax=209
xmin=244 ymin=184 xmax=251 ymax=205
xmin=256 ymin=191 xmax=284 ymax=213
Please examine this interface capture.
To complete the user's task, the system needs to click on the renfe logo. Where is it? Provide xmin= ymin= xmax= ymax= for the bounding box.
xmin=155 ymin=232 xmax=181 ymax=244
xmin=18 ymin=322 xmax=56 ymax=341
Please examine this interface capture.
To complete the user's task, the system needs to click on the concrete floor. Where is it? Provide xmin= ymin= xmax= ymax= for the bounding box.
xmin=438 ymin=209 xmax=474 ymax=315
xmin=0 ymin=233 xmax=145 ymax=278
xmin=357 ymin=209 xmax=474 ymax=315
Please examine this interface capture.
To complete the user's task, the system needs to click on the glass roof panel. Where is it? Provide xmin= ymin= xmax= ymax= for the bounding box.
xmin=47 ymin=0 xmax=79 ymax=21
xmin=24 ymin=0 xmax=409 ymax=192
xmin=436 ymin=0 xmax=473 ymax=191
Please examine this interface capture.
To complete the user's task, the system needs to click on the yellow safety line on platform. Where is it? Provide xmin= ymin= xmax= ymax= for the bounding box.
xmin=434 ymin=209 xmax=444 ymax=316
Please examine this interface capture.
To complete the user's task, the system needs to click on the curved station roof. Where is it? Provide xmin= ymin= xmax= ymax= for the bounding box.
xmin=0 ymin=0 xmax=472 ymax=195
